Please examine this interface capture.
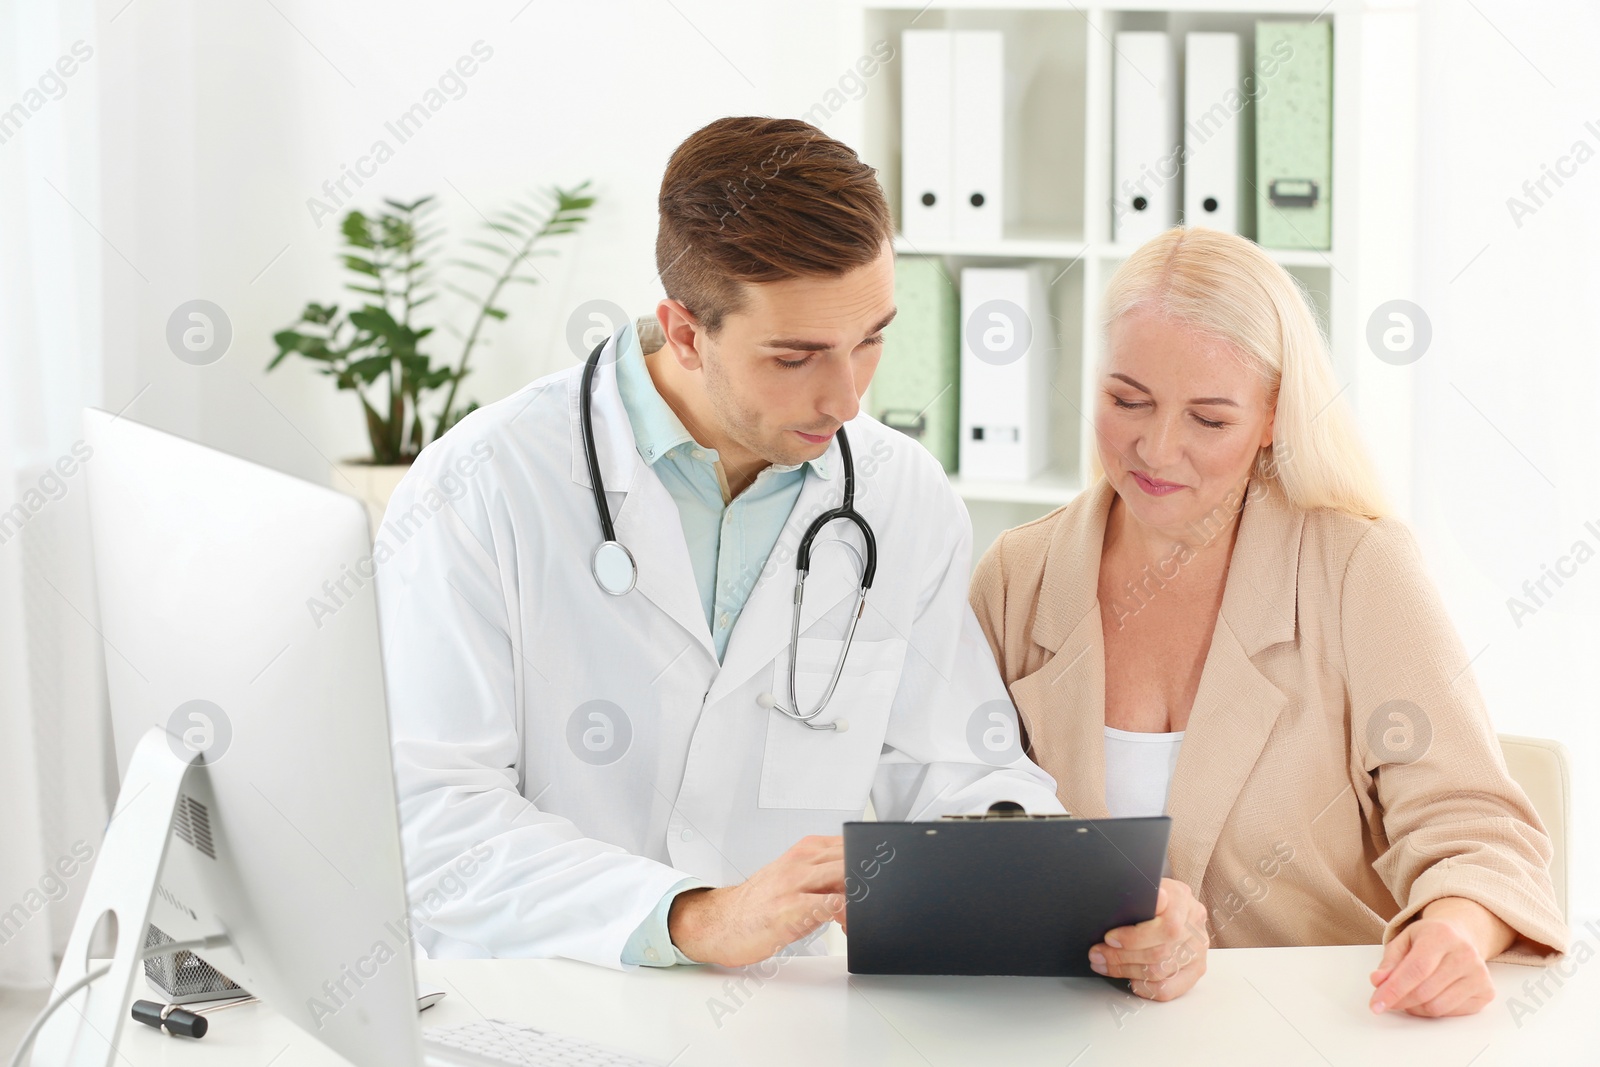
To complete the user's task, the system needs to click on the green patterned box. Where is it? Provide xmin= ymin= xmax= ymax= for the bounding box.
xmin=872 ymin=256 xmax=960 ymax=472
xmin=1254 ymin=21 xmax=1333 ymax=250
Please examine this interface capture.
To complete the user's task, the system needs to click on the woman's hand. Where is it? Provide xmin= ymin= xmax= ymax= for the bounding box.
xmin=1089 ymin=878 xmax=1209 ymax=1001
xmin=1369 ymin=897 xmax=1515 ymax=1017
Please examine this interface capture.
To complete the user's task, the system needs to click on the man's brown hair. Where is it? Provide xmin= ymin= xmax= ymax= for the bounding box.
xmin=655 ymin=116 xmax=893 ymax=333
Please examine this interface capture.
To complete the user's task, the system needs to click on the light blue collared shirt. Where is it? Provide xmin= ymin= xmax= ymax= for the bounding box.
xmin=613 ymin=325 xmax=830 ymax=967
xmin=612 ymin=324 xmax=833 ymax=662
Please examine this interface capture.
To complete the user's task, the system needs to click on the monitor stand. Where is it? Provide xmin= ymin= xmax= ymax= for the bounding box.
xmin=30 ymin=726 xmax=204 ymax=1066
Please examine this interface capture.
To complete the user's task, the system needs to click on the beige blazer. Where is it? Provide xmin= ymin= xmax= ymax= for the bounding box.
xmin=969 ymin=477 xmax=1567 ymax=962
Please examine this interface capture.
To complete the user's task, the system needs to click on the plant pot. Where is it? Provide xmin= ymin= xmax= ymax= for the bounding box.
xmin=332 ymin=461 xmax=412 ymax=541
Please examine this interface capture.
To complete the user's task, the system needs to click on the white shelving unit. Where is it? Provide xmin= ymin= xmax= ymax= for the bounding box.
xmin=854 ymin=0 xmax=1419 ymax=552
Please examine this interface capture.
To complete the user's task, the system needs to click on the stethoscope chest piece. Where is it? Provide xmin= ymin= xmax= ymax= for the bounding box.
xmin=591 ymin=540 xmax=637 ymax=596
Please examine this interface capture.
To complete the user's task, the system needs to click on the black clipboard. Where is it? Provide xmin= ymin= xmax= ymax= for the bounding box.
xmin=843 ymin=806 xmax=1171 ymax=976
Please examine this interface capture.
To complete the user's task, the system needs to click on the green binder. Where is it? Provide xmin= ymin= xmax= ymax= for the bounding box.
xmin=873 ymin=256 xmax=960 ymax=472
xmin=1254 ymin=21 xmax=1332 ymax=250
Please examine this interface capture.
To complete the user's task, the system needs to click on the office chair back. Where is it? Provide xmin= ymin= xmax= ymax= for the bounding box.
xmin=1498 ymin=733 xmax=1570 ymax=923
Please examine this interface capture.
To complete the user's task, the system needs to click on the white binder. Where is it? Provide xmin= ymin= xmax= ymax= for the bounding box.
xmin=1184 ymin=32 xmax=1247 ymax=234
xmin=951 ymin=30 xmax=1005 ymax=243
xmin=902 ymin=30 xmax=1010 ymax=244
xmin=958 ymin=265 xmax=1051 ymax=482
xmin=1113 ymin=31 xmax=1179 ymax=245
xmin=902 ymin=30 xmax=954 ymax=243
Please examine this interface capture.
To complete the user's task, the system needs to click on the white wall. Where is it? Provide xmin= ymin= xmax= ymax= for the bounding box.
xmin=96 ymin=0 xmax=873 ymax=484
xmin=1410 ymin=0 xmax=1600 ymax=919
xmin=85 ymin=0 xmax=1599 ymax=921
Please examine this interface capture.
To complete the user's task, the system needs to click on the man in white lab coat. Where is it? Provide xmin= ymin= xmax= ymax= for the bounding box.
xmin=375 ymin=116 xmax=1063 ymax=971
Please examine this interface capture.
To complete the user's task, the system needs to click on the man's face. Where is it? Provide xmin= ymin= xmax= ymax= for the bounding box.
xmin=694 ymin=244 xmax=896 ymax=468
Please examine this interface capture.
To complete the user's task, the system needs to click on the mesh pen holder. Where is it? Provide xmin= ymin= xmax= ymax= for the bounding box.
xmin=143 ymin=924 xmax=248 ymax=1005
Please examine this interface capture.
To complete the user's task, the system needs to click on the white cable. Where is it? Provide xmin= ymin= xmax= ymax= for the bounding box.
xmin=7 ymin=963 xmax=110 ymax=1067
xmin=8 ymin=935 xmax=228 ymax=1067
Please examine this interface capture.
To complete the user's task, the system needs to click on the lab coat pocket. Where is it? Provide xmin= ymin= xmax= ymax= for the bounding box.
xmin=758 ymin=636 xmax=907 ymax=811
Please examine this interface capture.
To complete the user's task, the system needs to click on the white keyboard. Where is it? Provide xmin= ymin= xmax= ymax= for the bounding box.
xmin=423 ymin=1019 xmax=665 ymax=1066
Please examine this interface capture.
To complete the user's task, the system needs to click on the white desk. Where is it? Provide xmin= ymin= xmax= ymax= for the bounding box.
xmin=109 ymin=944 xmax=1597 ymax=1066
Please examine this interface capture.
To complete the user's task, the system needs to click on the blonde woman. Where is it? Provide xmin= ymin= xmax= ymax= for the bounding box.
xmin=969 ymin=227 xmax=1566 ymax=1015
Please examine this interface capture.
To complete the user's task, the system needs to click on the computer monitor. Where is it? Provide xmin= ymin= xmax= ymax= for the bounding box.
xmin=37 ymin=409 xmax=430 ymax=1066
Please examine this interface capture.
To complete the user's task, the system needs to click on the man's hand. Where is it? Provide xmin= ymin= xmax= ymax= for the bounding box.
xmin=1089 ymin=878 xmax=1209 ymax=1001
xmin=668 ymin=835 xmax=846 ymax=967
xmin=1369 ymin=897 xmax=1514 ymax=1017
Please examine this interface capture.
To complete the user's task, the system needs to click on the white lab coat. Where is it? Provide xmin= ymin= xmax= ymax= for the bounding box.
xmin=375 ymin=329 xmax=1064 ymax=970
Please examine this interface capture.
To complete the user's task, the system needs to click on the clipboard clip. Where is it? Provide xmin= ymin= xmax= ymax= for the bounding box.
xmin=940 ymin=800 xmax=1077 ymax=821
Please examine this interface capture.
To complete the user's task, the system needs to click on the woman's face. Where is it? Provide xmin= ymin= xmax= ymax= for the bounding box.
xmin=1095 ymin=308 xmax=1276 ymax=538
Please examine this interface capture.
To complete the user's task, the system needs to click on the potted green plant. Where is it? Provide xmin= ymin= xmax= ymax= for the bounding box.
xmin=269 ymin=184 xmax=594 ymax=530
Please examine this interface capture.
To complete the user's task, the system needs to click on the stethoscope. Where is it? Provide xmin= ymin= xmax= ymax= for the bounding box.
xmin=580 ymin=332 xmax=877 ymax=732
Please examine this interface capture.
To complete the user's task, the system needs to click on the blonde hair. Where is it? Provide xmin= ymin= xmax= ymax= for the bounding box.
xmin=1093 ymin=227 xmax=1387 ymax=519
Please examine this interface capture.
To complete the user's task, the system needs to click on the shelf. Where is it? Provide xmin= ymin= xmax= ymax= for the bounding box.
xmin=893 ymin=231 xmax=1089 ymax=261
xmin=1097 ymin=242 xmax=1337 ymax=269
xmin=898 ymin=234 xmax=1334 ymax=270
xmin=947 ymin=467 xmax=1084 ymax=506
xmin=1258 ymin=247 xmax=1339 ymax=269
xmin=865 ymin=0 xmax=1345 ymax=12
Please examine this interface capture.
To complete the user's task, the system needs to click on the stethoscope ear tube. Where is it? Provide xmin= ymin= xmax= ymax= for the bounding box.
xmin=580 ymin=337 xmax=619 ymax=545
xmin=794 ymin=425 xmax=877 ymax=589
xmin=582 ymin=335 xmax=638 ymax=597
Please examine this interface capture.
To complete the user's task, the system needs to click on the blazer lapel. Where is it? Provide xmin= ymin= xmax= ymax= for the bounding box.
xmin=1009 ymin=610 xmax=1109 ymax=819
xmin=1008 ymin=479 xmax=1118 ymax=819
xmin=1163 ymin=482 xmax=1303 ymax=889
xmin=1163 ymin=621 xmax=1289 ymax=887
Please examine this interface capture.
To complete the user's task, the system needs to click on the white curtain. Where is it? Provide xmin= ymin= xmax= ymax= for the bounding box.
xmin=0 ymin=0 xmax=117 ymax=989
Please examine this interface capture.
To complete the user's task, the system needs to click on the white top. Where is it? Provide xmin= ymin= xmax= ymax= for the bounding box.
xmin=1102 ymin=725 xmax=1184 ymax=818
